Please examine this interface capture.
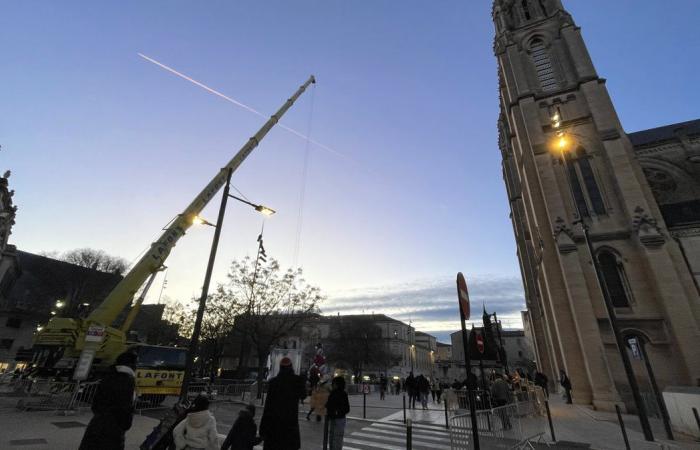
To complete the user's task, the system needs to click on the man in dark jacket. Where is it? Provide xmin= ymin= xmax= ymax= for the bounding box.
xmin=221 ymin=404 xmax=262 ymax=450
xmin=405 ymin=372 xmax=416 ymax=409
xmin=79 ymin=350 xmax=137 ymax=450
xmin=560 ymin=369 xmax=572 ymax=404
xmin=325 ymin=376 xmax=350 ymax=450
xmin=259 ymin=357 xmax=307 ymax=450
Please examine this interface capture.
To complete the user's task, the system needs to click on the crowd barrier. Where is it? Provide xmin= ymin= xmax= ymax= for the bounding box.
xmin=0 ymin=378 xmax=258 ymax=413
xmin=448 ymin=385 xmax=550 ymax=450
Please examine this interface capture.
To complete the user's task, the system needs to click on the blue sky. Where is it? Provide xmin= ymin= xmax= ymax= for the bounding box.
xmin=2 ymin=1 xmax=698 ymax=342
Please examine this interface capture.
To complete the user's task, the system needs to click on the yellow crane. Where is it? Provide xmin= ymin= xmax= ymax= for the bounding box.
xmin=32 ymin=75 xmax=315 ymax=396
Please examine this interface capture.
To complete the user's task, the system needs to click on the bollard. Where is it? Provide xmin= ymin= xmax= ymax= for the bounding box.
xmin=444 ymin=398 xmax=450 ymax=429
xmin=322 ymin=415 xmax=329 ymax=450
xmin=363 ymin=391 xmax=367 ymax=419
xmin=545 ymin=400 xmax=556 ymax=442
xmin=693 ymin=407 xmax=700 ymax=435
xmin=406 ymin=418 xmax=413 ymax=450
xmin=615 ymin=404 xmax=631 ymax=450
xmin=403 ymin=395 xmax=407 ymax=424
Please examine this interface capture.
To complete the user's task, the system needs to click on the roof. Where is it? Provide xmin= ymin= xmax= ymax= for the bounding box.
xmin=436 ymin=342 xmax=451 ymax=348
xmin=628 ymin=119 xmax=700 ymax=147
xmin=3 ymin=251 xmax=122 ymax=315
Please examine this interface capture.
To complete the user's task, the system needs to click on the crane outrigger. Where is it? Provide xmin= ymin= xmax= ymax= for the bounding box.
xmin=32 ymin=75 xmax=315 ymax=396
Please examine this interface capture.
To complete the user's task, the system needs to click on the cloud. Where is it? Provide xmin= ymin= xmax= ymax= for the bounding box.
xmin=323 ymin=275 xmax=526 ymax=342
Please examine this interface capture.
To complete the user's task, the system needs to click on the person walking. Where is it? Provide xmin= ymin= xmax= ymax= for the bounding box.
xmin=405 ymin=372 xmax=417 ymax=409
xmin=79 ymin=351 xmax=137 ymax=450
xmin=221 ymin=404 xmax=262 ymax=450
xmin=417 ymin=375 xmax=430 ymax=410
xmin=172 ymin=395 xmax=218 ymax=450
xmin=490 ymin=375 xmax=512 ymax=430
xmin=559 ymin=369 xmax=572 ymax=404
xmin=259 ymin=357 xmax=307 ymax=450
xmin=325 ymin=376 xmax=350 ymax=450
xmin=379 ymin=374 xmax=387 ymax=400
xmin=306 ymin=379 xmax=330 ymax=422
xmin=534 ymin=371 xmax=549 ymax=398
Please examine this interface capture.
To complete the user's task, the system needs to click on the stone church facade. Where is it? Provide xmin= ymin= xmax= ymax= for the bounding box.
xmin=494 ymin=0 xmax=700 ymax=411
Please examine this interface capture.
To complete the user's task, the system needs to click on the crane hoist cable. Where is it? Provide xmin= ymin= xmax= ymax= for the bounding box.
xmin=293 ymin=84 xmax=316 ymax=268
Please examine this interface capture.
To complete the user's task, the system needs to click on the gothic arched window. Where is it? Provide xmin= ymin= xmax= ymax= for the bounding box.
xmin=530 ymin=38 xmax=559 ymax=92
xmin=564 ymin=148 xmax=606 ymax=217
xmin=598 ymin=251 xmax=631 ymax=308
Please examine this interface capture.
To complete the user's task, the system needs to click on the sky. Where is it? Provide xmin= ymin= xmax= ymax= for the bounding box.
xmin=2 ymin=1 xmax=698 ymax=343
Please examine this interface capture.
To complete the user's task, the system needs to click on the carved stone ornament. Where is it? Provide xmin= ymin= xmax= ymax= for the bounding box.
xmin=0 ymin=171 xmax=17 ymax=252
xmin=631 ymin=206 xmax=665 ymax=248
xmin=554 ymin=217 xmax=577 ymax=253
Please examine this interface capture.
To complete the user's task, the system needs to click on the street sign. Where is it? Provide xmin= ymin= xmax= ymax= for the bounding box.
xmin=628 ymin=337 xmax=642 ymax=360
xmin=363 ymin=384 xmax=370 ymax=394
xmin=476 ymin=332 xmax=485 ymax=354
xmin=457 ymin=272 xmax=470 ymax=321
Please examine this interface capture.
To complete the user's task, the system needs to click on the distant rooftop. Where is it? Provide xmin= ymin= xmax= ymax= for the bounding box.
xmin=628 ymin=119 xmax=700 ymax=147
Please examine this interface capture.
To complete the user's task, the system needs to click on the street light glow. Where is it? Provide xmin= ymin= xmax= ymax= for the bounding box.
xmin=192 ymin=215 xmax=205 ymax=225
xmin=55 ymin=300 xmax=65 ymax=308
xmin=255 ymin=205 xmax=276 ymax=216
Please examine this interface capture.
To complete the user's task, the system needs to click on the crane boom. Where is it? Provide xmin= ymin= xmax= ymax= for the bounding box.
xmin=87 ymin=75 xmax=316 ymax=326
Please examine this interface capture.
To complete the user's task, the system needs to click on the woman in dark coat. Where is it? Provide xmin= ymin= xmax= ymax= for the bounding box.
xmin=259 ymin=357 xmax=307 ymax=450
xmin=221 ymin=404 xmax=262 ymax=450
xmin=79 ymin=351 xmax=137 ymax=450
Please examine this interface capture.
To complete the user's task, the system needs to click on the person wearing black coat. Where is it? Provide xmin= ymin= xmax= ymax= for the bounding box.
xmin=79 ymin=351 xmax=137 ymax=450
xmin=221 ymin=404 xmax=262 ymax=450
xmin=259 ymin=357 xmax=307 ymax=450
xmin=325 ymin=376 xmax=350 ymax=450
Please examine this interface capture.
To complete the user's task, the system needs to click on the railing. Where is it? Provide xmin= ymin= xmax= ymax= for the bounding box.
xmin=449 ymin=396 xmax=549 ymax=450
xmin=9 ymin=380 xmax=101 ymax=412
xmin=1 ymin=378 xmax=259 ymax=413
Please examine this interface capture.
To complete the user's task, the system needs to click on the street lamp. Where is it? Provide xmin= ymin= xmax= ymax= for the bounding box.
xmin=180 ymin=167 xmax=276 ymax=401
xmin=549 ymin=109 xmax=654 ymax=441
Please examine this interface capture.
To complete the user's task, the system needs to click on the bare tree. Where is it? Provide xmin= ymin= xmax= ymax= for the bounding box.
xmin=325 ymin=316 xmax=400 ymax=381
xmin=58 ymin=248 xmax=128 ymax=275
xmin=220 ymin=256 xmax=322 ymax=385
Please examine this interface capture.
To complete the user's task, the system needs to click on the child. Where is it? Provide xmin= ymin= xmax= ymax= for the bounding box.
xmin=325 ymin=376 xmax=350 ymax=450
xmin=221 ymin=404 xmax=262 ymax=450
xmin=172 ymin=395 xmax=218 ymax=450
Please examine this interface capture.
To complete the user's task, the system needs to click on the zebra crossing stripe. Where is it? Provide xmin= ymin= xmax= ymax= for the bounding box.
xmin=351 ymin=432 xmax=450 ymax=449
xmin=363 ymin=426 xmax=451 ymax=442
xmin=369 ymin=422 xmax=450 ymax=437
xmin=343 ymin=437 xmax=406 ymax=450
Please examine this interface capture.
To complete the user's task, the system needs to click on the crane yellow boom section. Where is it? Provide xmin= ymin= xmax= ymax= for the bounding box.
xmin=87 ymin=75 xmax=316 ymax=327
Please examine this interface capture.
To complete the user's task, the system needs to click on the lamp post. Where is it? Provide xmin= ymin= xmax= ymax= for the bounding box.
xmin=550 ymin=109 xmax=654 ymax=441
xmin=179 ymin=167 xmax=275 ymax=401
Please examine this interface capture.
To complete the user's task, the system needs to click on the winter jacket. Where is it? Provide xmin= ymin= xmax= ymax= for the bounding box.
xmin=79 ymin=365 xmax=136 ymax=450
xmin=417 ymin=376 xmax=430 ymax=394
xmin=221 ymin=409 xmax=261 ymax=450
xmin=325 ymin=389 xmax=349 ymax=419
xmin=259 ymin=368 xmax=306 ymax=450
xmin=173 ymin=409 xmax=218 ymax=450
xmin=490 ymin=378 xmax=511 ymax=403
xmin=309 ymin=383 xmax=330 ymax=416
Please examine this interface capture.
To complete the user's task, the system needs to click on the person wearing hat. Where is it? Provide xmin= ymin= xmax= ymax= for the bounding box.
xmin=172 ymin=395 xmax=218 ymax=450
xmin=259 ymin=357 xmax=306 ymax=450
xmin=79 ymin=350 xmax=138 ymax=450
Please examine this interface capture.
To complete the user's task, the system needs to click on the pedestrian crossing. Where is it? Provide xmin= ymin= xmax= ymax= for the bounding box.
xmin=342 ymin=420 xmax=451 ymax=450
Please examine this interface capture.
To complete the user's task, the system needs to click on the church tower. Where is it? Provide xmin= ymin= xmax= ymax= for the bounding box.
xmin=494 ymin=0 xmax=700 ymax=411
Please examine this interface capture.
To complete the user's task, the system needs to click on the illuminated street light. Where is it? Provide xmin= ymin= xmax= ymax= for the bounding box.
xmin=55 ymin=300 xmax=65 ymax=309
xmin=254 ymin=205 xmax=276 ymax=216
xmin=192 ymin=215 xmax=216 ymax=227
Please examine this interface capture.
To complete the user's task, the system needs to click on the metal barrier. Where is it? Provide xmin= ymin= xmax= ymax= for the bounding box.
xmin=13 ymin=381 xmax=100 ymax=412
xmin=449 ymin=399 xmax=549 ymax=449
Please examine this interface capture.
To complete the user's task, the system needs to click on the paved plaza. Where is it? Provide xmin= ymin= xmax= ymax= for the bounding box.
xmin=1 ymin=390 xmax=698 ymax=449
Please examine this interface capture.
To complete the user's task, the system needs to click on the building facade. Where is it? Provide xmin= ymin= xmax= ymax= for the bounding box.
xmin=223 ymin=313 xmax=437 ymax=381
xmin=495 ymin=0 xmax=700 ymax=412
